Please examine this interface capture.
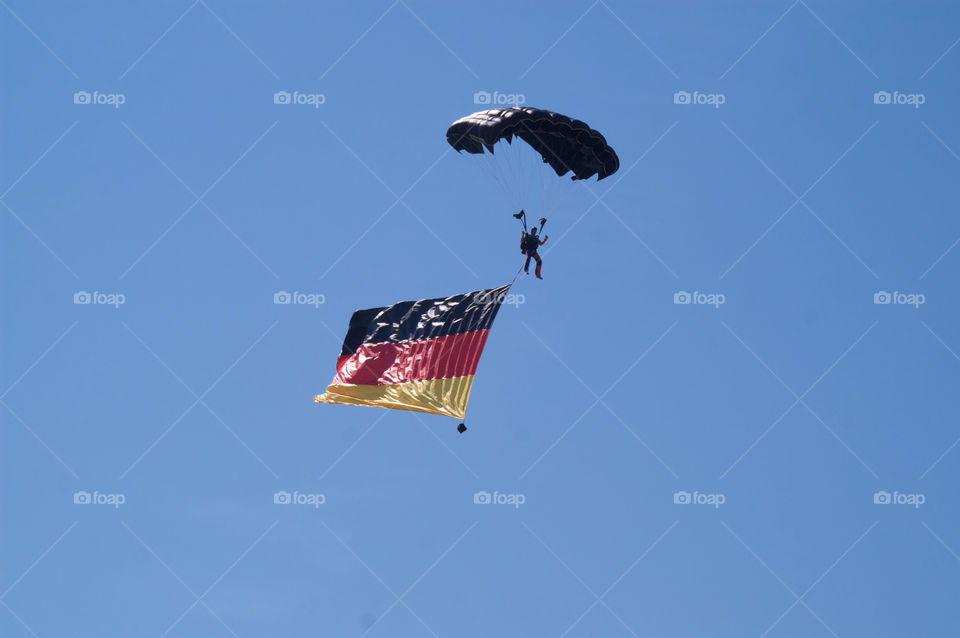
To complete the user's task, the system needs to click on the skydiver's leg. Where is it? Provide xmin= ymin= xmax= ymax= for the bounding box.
xmin=523 ymin=252 xmax=532 ymax=274
xmin=533 ymin=251 xmax=542 ymax=279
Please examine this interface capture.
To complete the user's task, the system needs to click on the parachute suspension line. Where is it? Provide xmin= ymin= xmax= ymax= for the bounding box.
xmin=538 ymin=149 xmax=550 ymax=215
xmin=512 ymin=140 xmax=533 ymax=210
xmin=540 ymin=156 xmax=553 ymax=218
xmin=480 ymin=147 xmax=521 ymax=210
xmin=482 ymin=142 xmax=526 ymax=213
xmin=507 ymin=142 xmax=524 ymax=207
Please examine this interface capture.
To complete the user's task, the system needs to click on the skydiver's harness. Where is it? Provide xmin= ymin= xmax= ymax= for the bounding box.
xmin=521 ymin=233 xmax=538 ymax=253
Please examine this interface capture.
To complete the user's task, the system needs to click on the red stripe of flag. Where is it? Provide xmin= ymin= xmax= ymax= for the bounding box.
xmin=332 ymin=329 xmax=491 ymax=386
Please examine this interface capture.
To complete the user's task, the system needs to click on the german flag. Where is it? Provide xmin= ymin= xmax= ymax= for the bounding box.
xmin=314 ymin=285 xmax=510 ymax=418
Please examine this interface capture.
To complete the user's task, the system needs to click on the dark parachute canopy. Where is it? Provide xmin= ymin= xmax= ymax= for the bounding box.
xmin=446 ymin=107 xmax=619 ymax=181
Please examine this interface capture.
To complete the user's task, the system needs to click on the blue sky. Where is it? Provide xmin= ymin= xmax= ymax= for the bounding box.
xmin=3 ymin=1 xmax=960 ymax=636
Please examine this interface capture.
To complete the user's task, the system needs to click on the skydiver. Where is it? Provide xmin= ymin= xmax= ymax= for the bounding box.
xmin=521 ymin=224 xmax=548 ymax=279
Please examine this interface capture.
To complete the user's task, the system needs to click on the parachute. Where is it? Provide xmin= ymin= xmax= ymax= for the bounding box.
xmin=446 ymin=107 xmax=619 ymax=181
xmin=314 ymin=285 xmax=510 ymax=421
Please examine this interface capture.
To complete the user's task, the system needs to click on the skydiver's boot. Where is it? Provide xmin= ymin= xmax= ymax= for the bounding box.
xmin=535 ymin=262 xmax=543 ymax=279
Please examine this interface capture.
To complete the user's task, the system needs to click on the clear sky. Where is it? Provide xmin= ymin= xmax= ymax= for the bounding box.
xmin=3 ymin=1 xmax=960 ymax=636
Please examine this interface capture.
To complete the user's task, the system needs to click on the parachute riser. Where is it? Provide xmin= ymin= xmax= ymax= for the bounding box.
xmin=513 ymin=209 xmax=527 ymax=233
